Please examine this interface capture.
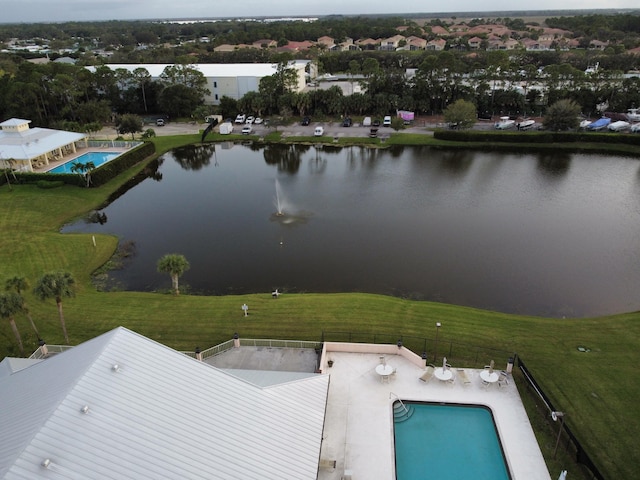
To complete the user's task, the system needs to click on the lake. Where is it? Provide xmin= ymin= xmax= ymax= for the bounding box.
xmin=63 ymin=143 xmax=640 ymax=318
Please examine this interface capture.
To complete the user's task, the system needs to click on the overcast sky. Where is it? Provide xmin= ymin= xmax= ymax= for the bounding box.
xmin=3 ymin=0 xmax=638 ymax=24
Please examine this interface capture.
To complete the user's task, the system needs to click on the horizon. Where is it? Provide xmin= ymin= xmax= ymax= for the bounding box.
xmin=2 ymin=3 xmax=639 ymax=25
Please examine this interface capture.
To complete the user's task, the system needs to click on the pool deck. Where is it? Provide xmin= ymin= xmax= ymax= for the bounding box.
xmin=32 ymin=146 xmax=126 ymax=173
xmin=317 ymin=351 xmax=551 ymax=480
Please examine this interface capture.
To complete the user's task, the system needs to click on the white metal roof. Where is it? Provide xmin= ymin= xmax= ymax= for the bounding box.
xmin=0 ymin=327 xmax=329 ymax=479
xmin=0 ymin=118 xmax=86 ymax=161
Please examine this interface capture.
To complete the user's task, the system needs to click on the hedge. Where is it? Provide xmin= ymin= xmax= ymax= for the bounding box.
xmin=434 ymin=129 xmax=640 ymax=147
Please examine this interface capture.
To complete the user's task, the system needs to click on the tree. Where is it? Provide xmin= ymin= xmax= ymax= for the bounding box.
xmin=157 ymin=254 xmax=190 ymax=295
xmin=5 ymin=276 xmax=39 ymax=339
xmin=116 ymin=114 xmax=143 ymax=139
xmin=70 ymin=161 xmax=96 ymax=187
xmin=543 ymin=99 xmax=581 ymax=131
xmin=33 ymin=271 xmax=76 ymax=344
xmin=0 ymin=291 xmax=25 ymax=354
xmin=443 ymin=99 xmax=477 ymax=129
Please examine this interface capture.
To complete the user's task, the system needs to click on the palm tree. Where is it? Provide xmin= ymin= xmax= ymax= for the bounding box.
xmin=0 ymin=291 xmax=25 ymax=355
xmin=33 ymin=271 xmax=76 ymax=344
xmin=5 ymin=276 xmax=39 ymax=338
xmin=157 ymin=254 xmax=190 ymax=295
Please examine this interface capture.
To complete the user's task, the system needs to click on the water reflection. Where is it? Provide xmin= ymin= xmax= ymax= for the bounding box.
xmin=263 ymin=144 xmax=306 ymax=173
xmin=62 ymin=143 xmax=640 ymax=318
xmin=537 ymin=152 xmax=571 ymax=177
xmin=173 ymin=144 xmax=216 ymax=170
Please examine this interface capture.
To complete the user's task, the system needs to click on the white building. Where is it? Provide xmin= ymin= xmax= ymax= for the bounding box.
xmin=0 ymin=118 xmax=86 ymax=172
xmin=90 ymin=62 xmax=308 ymax=105
xmin=0 ymin=327 xmax=329 ymax=479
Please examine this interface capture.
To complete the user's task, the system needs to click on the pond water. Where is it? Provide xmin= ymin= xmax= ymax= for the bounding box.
xmin=63 ymin=143 xmax=640 ymax=318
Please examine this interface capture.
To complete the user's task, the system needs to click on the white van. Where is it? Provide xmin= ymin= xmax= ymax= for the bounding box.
xmin=363 ymin=117 xmax=372 ymax=127
xmin=383 ymin=115 xmax=392 ymax=127
xmin=314 ymin=126 xmax=324 ymax=136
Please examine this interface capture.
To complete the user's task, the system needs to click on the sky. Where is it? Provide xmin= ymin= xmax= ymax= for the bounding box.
xmin=2 ymin=0 xmax=638 ymax=24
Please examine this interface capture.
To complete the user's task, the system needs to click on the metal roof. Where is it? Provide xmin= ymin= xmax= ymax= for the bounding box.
xmin=0 ymin=118 xmax=86 ymax=161
xmin=0 ymin=327 xmax=329 ymax=479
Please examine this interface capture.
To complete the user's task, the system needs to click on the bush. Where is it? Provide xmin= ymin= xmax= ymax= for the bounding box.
xmin=36 ymin=180 xmax=65 ymax=189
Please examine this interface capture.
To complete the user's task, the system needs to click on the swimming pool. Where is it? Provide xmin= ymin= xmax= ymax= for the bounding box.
xmin=47 ymin=151 xmax=121 ymax=174
xmin=394 ymin=402 xmax=511 ymax=480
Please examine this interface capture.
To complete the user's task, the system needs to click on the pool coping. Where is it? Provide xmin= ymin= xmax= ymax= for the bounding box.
xmin=317 ymin=350 xmax=552 ymax=480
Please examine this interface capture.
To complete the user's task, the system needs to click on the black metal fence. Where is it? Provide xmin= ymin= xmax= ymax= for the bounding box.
xmin=517 ymin=358 xmax=605 ymax=480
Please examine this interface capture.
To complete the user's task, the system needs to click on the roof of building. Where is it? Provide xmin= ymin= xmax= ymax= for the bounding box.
xmin=0 ymin=118 xmax=86 ymax=161
xmin=0 ymin=327 xmax=329 ymax=479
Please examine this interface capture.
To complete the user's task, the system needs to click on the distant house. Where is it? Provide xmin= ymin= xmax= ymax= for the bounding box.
xmin=380 ymin=34 xmax=405 ymax=51
xmin=356 ymin=38 xmax=379 ymax=50
xmin=426 ymin=39 xmax=447 ymax=51
xmin=468 ymin=36 xmax=483 ymax=49
xmin=589 ymin=39 xmax=609 ymax=50
xmin=213 ymin=43 xmax=237 ymax=52
xmin=317 ymin=35 xmax=335 ymax=48
xmin=253 ymin=39 xmax=277 ymax=49
xmin=405 ymin=36 xmax=427 ymax=50
xmin=430 ymin=25 xmax=449 ymax=36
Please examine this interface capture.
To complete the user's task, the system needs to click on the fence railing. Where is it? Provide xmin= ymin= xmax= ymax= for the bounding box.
xmin=180 ymin=338 xmax=322 ymax=360
xmin=28 ymin=345 xmax=73 ymax=359
xmin=517 ymin=358 xmax=605 ymax=480
xmin=322 ymin=330 xmax=514 ymax=370
xmin=85 ymin=140 xmax=142 ymax=149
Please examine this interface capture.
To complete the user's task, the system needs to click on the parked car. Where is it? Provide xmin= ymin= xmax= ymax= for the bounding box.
xmin=369 ymin=127 xmax=378 ymax=138
xmin=342 ymin=117 xmax=352 ymax=127
xmin=241 ymin=125 xmax=252 ymax=135
xmin=362 ymin=117 xmax=372 ymax=127
xmin=245 ymin=116 xmax=255 ymax=124
xmin=383 ymin=116 xmax=392 ymax=127
xmin=314 ymin=126 xmax=324 ymax=136
xmin=301 ymin=116 xmax=311 ymax=126
xmin=254 ymin=117 xmax=263 ymax=124
xmin=372 ymin=119 xmax=381 ymax=127
xmin=156 ymin=118 xmax=165 ymax=127
xmin=235 ymin=114 xmax=246 ymax=124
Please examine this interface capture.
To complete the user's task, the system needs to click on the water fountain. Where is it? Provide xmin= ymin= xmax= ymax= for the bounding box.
xmin=274 ymin=178 xmax=284 ymax=216
xmin=270 ymin=178 xmax=312 ymax=226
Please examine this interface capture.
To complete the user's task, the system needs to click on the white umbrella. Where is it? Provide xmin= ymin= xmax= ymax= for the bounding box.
xmin=558 ymin=470 xmax=567 ymax=480
xmin=442 ymin=356 xmax=447 ymax=370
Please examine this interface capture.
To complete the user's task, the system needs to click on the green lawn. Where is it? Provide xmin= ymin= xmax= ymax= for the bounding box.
xmin=0 ymin=136 xmax=638 ymax=479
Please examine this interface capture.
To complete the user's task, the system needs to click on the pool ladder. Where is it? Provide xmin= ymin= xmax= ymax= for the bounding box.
xmin=390 ymin=392 xmax=414 ymax=423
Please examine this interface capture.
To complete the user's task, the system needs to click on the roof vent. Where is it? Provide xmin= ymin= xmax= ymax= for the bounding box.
xmin=41 ymin=459 xmax=51 ymax=468
xmin=111 ymin=364 xmax=120 ymax=372
xmin=80 ymin=405 xmax=89 ymax=414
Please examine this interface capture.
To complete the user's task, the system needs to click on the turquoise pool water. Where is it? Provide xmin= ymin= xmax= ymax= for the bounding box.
xmin=47 ymin=151 xmax=120 ymax=174
xmin=394 ymin=402 xmax=511 ymax=480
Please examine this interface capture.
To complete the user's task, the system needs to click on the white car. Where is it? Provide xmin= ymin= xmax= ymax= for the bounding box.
xmin=383 ymin=115 xmax=392 ymax=127
xmin=314 ymin=126 xmax=324 ymax=136
xmin=241 ymin=125 xmax=252 ymax=135
xmin=245 ymin=116 xmax=255 ymax=124
xmin=254 ymin=117 xmax=263 ymax=125
xmin=235 ymin=114 xmax=246 ymax=124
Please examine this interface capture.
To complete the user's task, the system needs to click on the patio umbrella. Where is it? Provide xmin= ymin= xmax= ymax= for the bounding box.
xmin=558 ymin=470 xmax=567 ymax=480
xmin=442 ymin=356 xmax=447 ymax=370
xmin=489 ymin=360 xmax=495 ymax=374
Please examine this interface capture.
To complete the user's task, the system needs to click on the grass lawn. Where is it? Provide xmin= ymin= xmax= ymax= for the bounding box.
xmin=0 ymin=135 xmax=638 ymax=479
